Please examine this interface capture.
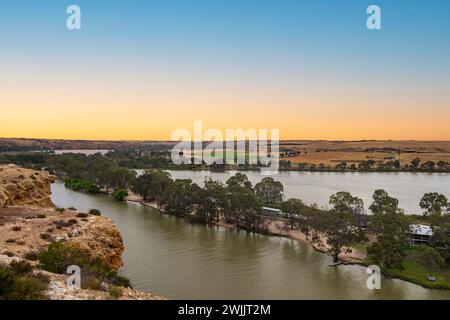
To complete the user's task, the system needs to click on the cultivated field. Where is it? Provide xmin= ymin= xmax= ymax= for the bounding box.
xmin=280 ymin=140 xmax=450 ymax=166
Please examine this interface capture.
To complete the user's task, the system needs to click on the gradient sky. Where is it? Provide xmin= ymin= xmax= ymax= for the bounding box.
xmin=1 ymin=0 xmax=449 ymax=140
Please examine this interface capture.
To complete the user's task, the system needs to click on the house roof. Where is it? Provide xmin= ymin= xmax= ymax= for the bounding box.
xmin=261 ymin=207 xmax=281 ymax=212
xmin=410 ymin=224 xmax=433 ymax=236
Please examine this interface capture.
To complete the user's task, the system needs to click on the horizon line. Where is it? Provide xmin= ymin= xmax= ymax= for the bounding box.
xmin=2 ymin=137 xmax=450 ymax=143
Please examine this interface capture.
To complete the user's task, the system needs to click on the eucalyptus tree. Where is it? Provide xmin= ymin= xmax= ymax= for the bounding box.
xmin=254 ymin=177 xmax=284 ymax=204
xmin=420 ymin=192 xmax=450 ymax=217
xmin=159 ymin=179 xmax=200 ymax=217
xmin=367 ymin=189 xmax=410 ymax=270
xmin=329 ymin=191 xmax=364 ymax=215
xmin=281 ymin=198 xmax=305 ymax=229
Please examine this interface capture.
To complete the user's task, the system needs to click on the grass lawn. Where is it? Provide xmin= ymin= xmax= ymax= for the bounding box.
xmin=383 ymin=246 xmax=450 ymax=290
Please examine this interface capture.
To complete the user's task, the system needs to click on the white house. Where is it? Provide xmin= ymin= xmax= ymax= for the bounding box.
xmin=409 ymin=224 xmax=433 ymax=245
xmin=261 ymin=207 xmax=282 ymax=217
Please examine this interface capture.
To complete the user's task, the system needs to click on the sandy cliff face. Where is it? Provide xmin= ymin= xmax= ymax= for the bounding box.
xmin=0 ymin=164 xmax=56 ymax=208
xmin=0 ymin=207 xmax=124 ymax=272
xmin=0 ymin=207 xmax=164 ymax=300
xmin=0 ymin=164 xmax=123 ymax=270
xmin=0 ymin=164 xmax=163 ymax=300
xmin=68 ymin=216 xmax=124 ymax=271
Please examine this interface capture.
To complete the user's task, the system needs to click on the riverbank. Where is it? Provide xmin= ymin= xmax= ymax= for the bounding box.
xmin=51 ymin=181 xmax=450 ymax=299
xmin=121 ymin=190 xmax=450 ymax=291
xmin=124 ymin=189 xmax=365 ymax=264
xmin=125 ymin=192 xmax=159 ymax=209
xmin=55 ymin=169 xmax=450 ymax=293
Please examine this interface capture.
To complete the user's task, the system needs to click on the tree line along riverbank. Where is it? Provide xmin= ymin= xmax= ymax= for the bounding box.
xmin=1 ymin=151 xmax=449 ymax=290
xmin=2 ymin=149 xmax=450 ymax=173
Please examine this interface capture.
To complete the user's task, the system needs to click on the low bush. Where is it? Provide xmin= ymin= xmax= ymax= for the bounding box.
xmin=0 ymin=267 xmax=47 ymax=300
xmin=108 ymin=285 xmax=123 ymax=299
xmin=23 ymin=251 xmax=39 ymax=261
xmin=76 ymin=213 xmax=88 ymax=218
xmin=10 ymin=260 xmax=33 ymax=275
xmin=53 ymin=220 xmax=71 ymax=229
xmin=38 ymin=242 xmax=86 ymax=274
xmin=112 ymin=189 xmax=128 ymax=202
xmin=88 ymin=209 xmax=101 ymax=216
xmin=83 ymin=277 xmax=102 ymax=290
xmin=2 ymin=251 xmax=15 ymax=257
xmin=38 ymin=242 xmax=132 ymax=289
xmin=39 ymin=233 xmax=54 ymax=242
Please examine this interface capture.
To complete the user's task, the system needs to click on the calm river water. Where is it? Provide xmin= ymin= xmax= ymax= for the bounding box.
xmin=51 ymin=178 xmax=450 ymax=300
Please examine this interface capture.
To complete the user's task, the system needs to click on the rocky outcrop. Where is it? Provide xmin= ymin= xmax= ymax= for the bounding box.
xmin=0 ymin=207 xmax=124 ymax=272
xmin=0 ymin=164 xmax=164 ymax=300
xmin=68 ymin=217 xmax=124 ymax=271
xmin=0 ymin=164 xmax=56 ymax=208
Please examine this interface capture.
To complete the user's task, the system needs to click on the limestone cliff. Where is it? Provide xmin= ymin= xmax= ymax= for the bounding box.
xmin=0 ymin=164 xmax=55 ymax=208
xmin=0 ymin=164 xmax=164 ymax=300
xmin=68 ymin=216 xmax=124 ymax=271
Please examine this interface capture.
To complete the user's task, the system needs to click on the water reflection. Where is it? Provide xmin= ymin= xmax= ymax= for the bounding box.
xmin=52 ymin=181 xmax=450 ymax=299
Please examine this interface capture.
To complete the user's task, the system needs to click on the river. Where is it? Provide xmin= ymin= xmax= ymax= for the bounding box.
xmin=51 ymin=180 xmax=450 ymax=299
xmin=163 ymin=170 xmax=450 ymax=215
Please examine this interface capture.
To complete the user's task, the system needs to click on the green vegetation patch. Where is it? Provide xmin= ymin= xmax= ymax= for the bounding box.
xmin=379 ymin=246 xmax=450 ymax=290
xmin=65 ymin=178 xmax=101 ymax=194
xmin=0 ymin=261 xmax=48 ymax=300
xmin=112 ymin=189 xmax=128 ymax=202
xmin=38 ymin=242 xmax=131 ymax=290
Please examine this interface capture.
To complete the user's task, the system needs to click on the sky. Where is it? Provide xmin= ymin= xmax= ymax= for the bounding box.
xmin=0 ymin=0 xmax=449 ymax=140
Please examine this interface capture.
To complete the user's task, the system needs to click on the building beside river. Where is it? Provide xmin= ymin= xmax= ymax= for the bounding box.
xmin=410 ymin=224 xmax=433 ymax=245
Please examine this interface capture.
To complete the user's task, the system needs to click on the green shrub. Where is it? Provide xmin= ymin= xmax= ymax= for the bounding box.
xmin=88 ymin=209 xmax=101 ymax=216
xmin=111 ymin=274 xmax=131 ymax=288
xmin=112 ymin=189 xmax=128 ymax=202
xmin=38 ymin=242 xmax=131 ymax=289
xmin=108 ymin=286 xmax=123 ymax=299
xmin=0 ymin=268 xmax=16 ymax=296
xmin=0 ymin=267 xmax=47 ymax=300
xmin=83 ymin=277 xmax=102 ymax=290
xmin=38 ymin=242 xmax=87 ymax=274
xmin=65 ymin=179 xmax=101 ymax=194
xmin=5 ymin=276 xmax=48 ymax=300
